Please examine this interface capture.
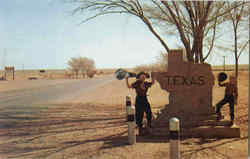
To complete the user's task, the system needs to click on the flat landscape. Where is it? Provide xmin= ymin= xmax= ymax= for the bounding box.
xmin=2 ymin=1 xmax=249 ymax=159
xmin=0 ymin=70 xmax=248 ymax=159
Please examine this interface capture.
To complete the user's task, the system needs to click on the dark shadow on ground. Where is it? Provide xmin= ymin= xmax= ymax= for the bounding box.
xmin=0 ymin=103 xmax=129 ymax=159
xmin=181 ymin=136 xmax=248 ymax=159
xmin=0 ymin=101 xmax=247 ymax=159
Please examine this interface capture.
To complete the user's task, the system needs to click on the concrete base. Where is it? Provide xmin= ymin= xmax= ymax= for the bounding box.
xmin=151 ymin=105 xmax=241 ymax=138
xmin=152 ymin=124 xmax=240 ymax=138
xmin=183 ymin=125 xmax=240 ymax=138
xmin=182 ymin=119 xmax=231 ymax=128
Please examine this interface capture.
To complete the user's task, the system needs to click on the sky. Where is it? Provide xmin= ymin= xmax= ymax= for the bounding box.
xmin=0 ymin=0 xmax=249 ymax=70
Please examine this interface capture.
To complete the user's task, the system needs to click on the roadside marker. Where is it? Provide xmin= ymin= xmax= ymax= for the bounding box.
xmin=126 ymin=95 xmax=136 ymax=145
xmin=169 ymin=117 xmax=180 ymax=159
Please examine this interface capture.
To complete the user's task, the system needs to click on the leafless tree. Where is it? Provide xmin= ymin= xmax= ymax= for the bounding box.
xmin=68 ymin=57 xmax=80 ymax=79
xmin=145 ymin=1 xmax=247 ymax=63
xmin=69 ymin=0 xmax=246 ymax=64
xmin=222 ymin=1 xmax=249 ymax=79
xmin=78 ymin=57 xmax=95 ymax=78
xmin=68 ymin=56 xmax=95 ymax=79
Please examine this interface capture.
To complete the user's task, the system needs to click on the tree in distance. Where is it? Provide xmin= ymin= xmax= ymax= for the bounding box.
xmin=67 ymin=56 xmax=96 ymax=79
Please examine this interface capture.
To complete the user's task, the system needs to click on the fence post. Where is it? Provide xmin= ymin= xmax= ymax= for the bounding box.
xmin=126 ymin=95 xmax=136 ymax=145
xmin=169 ymin=117 xmax=180 ymax=159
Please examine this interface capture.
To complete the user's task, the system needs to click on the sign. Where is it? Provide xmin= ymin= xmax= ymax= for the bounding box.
xmin=152 ymin=49 xmax=215 ymax=114
xmin=4 ymin=66 xmax=15 ymax=80
xmin=5 ymin=66 xmax=14 ymax=72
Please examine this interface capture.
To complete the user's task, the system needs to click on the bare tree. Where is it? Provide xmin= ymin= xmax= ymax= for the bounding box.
xmin=68 ymin=56 xmax=96 ymax=79
xmin=78 ymin=57 xmax=95 ymax=78
xmin=145 ymin=1 xmax=247 ymax=63
xmin=224 ymin=1 xmax=249 ymax=79
xmin=214 ymin=1 xmax=249 ymax=78
xmin=69 ymin=0 xmax=246 ymax=64
xmin=68 ymin=57 xmax=80 ymax=79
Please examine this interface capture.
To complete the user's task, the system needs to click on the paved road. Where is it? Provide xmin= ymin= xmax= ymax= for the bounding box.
xmin=0 ymin=76 xmax=115 ymax=109
xmin=0 ymin=76 xmax=128 ymax=159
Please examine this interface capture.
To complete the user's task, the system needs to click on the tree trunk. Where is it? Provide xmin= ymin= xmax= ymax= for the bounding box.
xmin=199 ymin=32 xmax=204 ymax=63
xmin=235 ymin=58 xmax=238 ymax=79
xmin=195 ymin=51 xmax=199 ymax=63
xmin=82 ymin=73 xmax=86 ymax=78
xmin=233 ymin=23 xmax=239 ymax=103
xmin=186 ymin=50 xmax=194 ymax=62
xmin=192 ymin=31 xmax=200 ymax=63
xmin=234 ymin=27 xmax=238 ymax=79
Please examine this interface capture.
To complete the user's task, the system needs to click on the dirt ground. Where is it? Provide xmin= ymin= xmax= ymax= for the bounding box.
xmin=0 ymin=69 xmax=113 ymax=81
xmin=0 ymin=71 xmax=248 ymax=159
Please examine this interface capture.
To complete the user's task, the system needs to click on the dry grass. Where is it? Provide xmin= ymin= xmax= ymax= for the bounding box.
xmin=212 ymin=64 xmax=249 ymax=71
xmin=0 ymin=69 xmax=66 ymax=80
xmin=0 ymin=69 xmax=115 ymax=81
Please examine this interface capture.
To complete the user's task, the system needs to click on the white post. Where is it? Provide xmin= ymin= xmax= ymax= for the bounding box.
xmin=127 ymin=106 xmax=136 ymax=145
xmin=126 ymin=95 xmax=136 ymax=145
xmin=169 ymin=117 xmax=180 ymax=159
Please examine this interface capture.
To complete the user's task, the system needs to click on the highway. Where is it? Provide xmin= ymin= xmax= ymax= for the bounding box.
xmin=0 ymin=76 xmax=114 ymax=111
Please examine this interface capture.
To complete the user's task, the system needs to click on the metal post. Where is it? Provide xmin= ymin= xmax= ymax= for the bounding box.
xmin=169 ymin=117 xmax=180 ymax=159
xmin=126 ymin=95 xmax=136 ymax=145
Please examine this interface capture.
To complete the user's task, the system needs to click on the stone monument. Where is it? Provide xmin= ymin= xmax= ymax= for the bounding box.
xmin=151 ymin=49 xmax=240 ymax=138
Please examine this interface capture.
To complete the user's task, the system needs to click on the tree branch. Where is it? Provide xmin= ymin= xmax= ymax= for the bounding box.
xmin=203 ymin=16 xmax=217 ymax=61
xmin=141 ymin=16 xmax=170 ymax=52
xmin=207 ymin=1 xmax=248 ymax=23
xmin=161 ymin=1 xmax=191 ymax=59
xmin=238 ymin=40 xmax=249 ymax=58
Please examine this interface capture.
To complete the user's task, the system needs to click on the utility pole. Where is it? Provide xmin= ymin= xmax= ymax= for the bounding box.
xmin=223 ymin=56 xmax=226 ymax=71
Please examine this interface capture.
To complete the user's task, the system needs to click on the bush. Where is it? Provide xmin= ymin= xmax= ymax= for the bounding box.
xmin=67 ymin=56 xmax=96 ymax=79
xmin=87 ymin=69 xmax=97 ymax=78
